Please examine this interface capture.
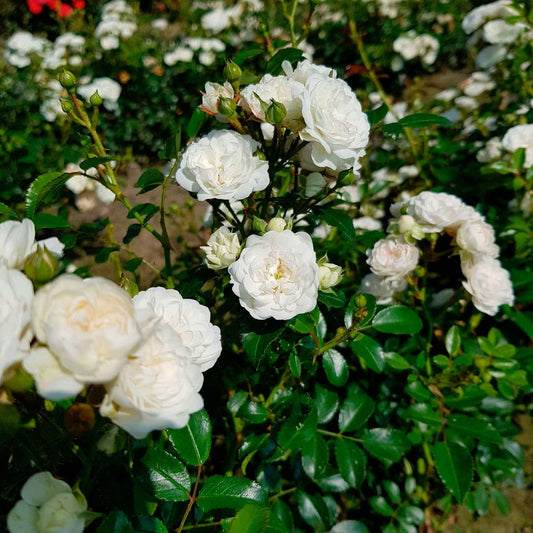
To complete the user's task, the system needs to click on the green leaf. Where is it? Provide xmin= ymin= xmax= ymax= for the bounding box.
xmin=338 ymin=385 xmax=375 ymax=432
xmin=503 ymin=305 xmax=533 ymax=339
xmin=513 ymin=147 xmax=526 ymax=170
xmin=475 ymin=484 xmax=489 ymax=516
xmin=139 ymin=447 xmax=190 ymax=502
xmin=372 ymin=306 xmax=423 ymax=335
xmin=168 ymin=409 xmax=212 ymax=465
xmin=362 ymin=429 xmax=411 ymax=467
xmin=266 ymin=48 xmax=304 ymax=75
xmin=0 ymin=202 xmax=19 ymax=220
xmin=366 ymin=103 xmax=389 ymax=127
xmin=335 ymin=439 xmax=366 ymax=488
xmin=186 ymin=107 xmax=208 ymax=139
xmin=446 ymin=414 xmax=502 ymax=444
xmin=322 ymin=349 xmax=349 ymax=386
xmin=79 ymin=156 xmax=115 ymax=171
xmin=489 ymin=488 xmax=510 ymax=515
xmin=164 ymin=127 xmax=182 ymax=160
xmin=321 ymin=209 xmax=356 ymax=242
xmin=289 ymin=351 xmax=301 ymax=378
xmin=330 ymin=521 xmax=369 ymax=533
xmin=278 ymin=408 xmax=317 ymax=452
xmin=197 ymin=475 xmax=268 ymax=512
xmin=123 ymin=224 xmax=142 ymax=244
xmin=384 ymin=352 xmax=411 ymax=370
xmin=233 ymin=48 xmax=264 ymax=65
xmin=397 ymin=505 xmax=425 ymax=525
xmin=135 ymin=169 xmax=165 ymax=194
xmin=382 ymin=113 xmax=452 ymax=135
xmin=288 ymin=307 xmax=319 ymax=333
xmin=228 ymin=504 xmax=270 ymax=533
xmin=404 ymin=403 xmax=442 ymax=428
xmin=296 ymin=491 xmax=330 ymax=531
xmin=432 ymin=442 xmax=473 ymax=502
xmin=318 ymin=289 xmax=346 ymax=309
xmin=136 ymin=516 xmax=168 ymax=532
xmin=25 ymin=172 xmax=69 ymax=218
xmin=97 ymin=510 xmax=134 ymax=533
xmin=95 ymin=246 xmax=119 ymax=264
xmin=33 ymin=213 xmax=71 ymax=230
xmin=242 ymin=328 xmax=283 ymax=367
xmin=301 ymin=433 xmax=328 ymax=480
xmin=369 ymin=496 xmax=393 ymax=516
xmin=124 ymin=257 xmax=143 ymax=272
xmin=238 ymin=402 xmax=270 ymax=424
xmin=445 ymin=325 xmax=461 ymax=356
xmin=314 ymin=384 xmax=339 ymax=424
xmin=351 ymin=335 xmax=385 ymax=373
xmin=127 ymin=203 xmax=159 ymax=224
xmin=405 ymin=381 xmax=431 ymax=402
xmin=267 ymin=500 xmax=294 ymax=533
xmin=383 ymin=480 xmax=402 ymax=504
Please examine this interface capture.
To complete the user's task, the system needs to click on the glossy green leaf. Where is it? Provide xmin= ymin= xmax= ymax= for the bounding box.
xmin=372 ymin=306 xmax=423 ymax=335
xmin=489 ymin=488 xmax=510 ymax=515
xmin=32 ymin=213 xmax=70 ymax=230
xmin=335 ymin=439 xmax=366 ymax=488
xmin=267 ymin=500 xmax=294 ymax=533
xmin=242 ymin=328 xmax=283 ymax=367
xmin=351 ymin=335 xmax=385 ymax=373
xmin=382 ymin=113 xmax=452 ymax=135
xmin=238 ymin=402 xmax=270 ymax=424
xmin=228 ymin=504 xmax=270 ymax=533
xmin=338 ymin=385 xmax=375 ymax=432
xmin=168 ymin=409 xmax=212 ymax=465
xmin=0 ymin=202 xmax=18 ymax=220
xmin=397 ymin=505 xmax=425 ymax=525
xmin=445 ymin=325 xmax=461 ymax=356
xmin=289 ymin=351 xmax=301 ymax=378
xmin=314 ymin=384 xmax=339 ymax=425
xmin=296 ymin=491 xmax=330 ymax=531
xmin=433 ymin=442 xmax=473 ymax=502
xmin=123 ymin=223 xmax=142 ymax=244
xmin=330 ymin=521 xmax=369 ymax=533
xmin=96 ymin=510 xmax=134 ymax=533
xmin=384 ymin=352 xmax=411 ymax=370
xmin=266 ymin=48 xmax=304 ymax=75
xmin=135 ymin=169 xmax=165 ymax=194
xmin=278 ymin=408 xmax=317 ymax=452
xmin=197 ymin=475 xmax=268 ymax=512
xmin=366 ymin=103 xmax=389 ymax=127
xmin=186 ymin=107 xmax=208 ymax=139
xmin=446 ymin=414 xmax=502 ymax=444
xmin=369 ymin=496 xmax=393 ymax=516
xmin=404 ymin=403 xmax=442 ymax=428
xmin=301 ymin=433 xmax=328 ymax=480
xmin=288 ymin=307 xmax=319 ymax=334
xmin=321 ymin=208 xmax=356 ymax=242
xmin=383 ymin=480 xmax=401 ymax=504
xmin=362 ymin=429 xmax=411 ymax=466
xmin=26 ymin=172 xmax=69 ymax=218
xmin=322 ymin=349 xmax=349 ymax=386
xmin=140 ymin=447 xmax=190 ymax=502
xmin=79 ymin=156 xmax=115 ymax=171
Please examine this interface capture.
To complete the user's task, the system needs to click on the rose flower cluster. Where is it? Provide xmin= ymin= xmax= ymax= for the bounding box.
xmin=0 ymin=219 xmax=221 ymax=439
xmin=364 ymin=191 xmax=514 ymax=315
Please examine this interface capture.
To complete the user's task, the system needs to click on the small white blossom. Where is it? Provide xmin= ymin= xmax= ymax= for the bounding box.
xmin=201 ymin=227 xmax=241 ymax=269
xmin=502 ymin=124 xmax=533 ymax=168
xmin=366 ymin=237 xmax=419 ymax=280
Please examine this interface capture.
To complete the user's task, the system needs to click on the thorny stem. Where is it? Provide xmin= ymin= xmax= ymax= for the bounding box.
xmin=176 ymin=465 xmax=203 ymax=533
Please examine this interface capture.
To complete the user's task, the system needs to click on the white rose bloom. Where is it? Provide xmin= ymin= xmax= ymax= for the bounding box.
xmin=175 ymin=130 xmax=269 ymax=201
xmin=366 ymin=238 xmax=419 ymax=280
xmin=32 ymin=275 xmax=141 ymax=384
xmin=282 ymin=59 xmax=337 ymax=84
xmin=475 ymin=44 xmax=507 ymax=69
xmin=0 ymin=266 xmax=33 ymax=383
xmin=240 ymin=74 xmax=304 ymax=130
xmin=23 ymin=347 xmax=84 ymax=401
xmin=95 ymin=181 xmax=116 ymax=203
xmin=201 ymin=81 xmax=234 ymax=117
xmin=477 ymin=137 xmax=502 ymax=163
xmin=100 ymin=35 xmax=119 ymax=50
xmin=0 ymin=219 xmax=35 ymax=269
xmin=502 ymin=124 xmax=533 ymax=168
xmin=456 ymin=219 xmax=499 ymax=258
xmin=7 ymin=471 xmax=87 ymax=533
xmin=78 ymin=78 xmax=121 ymax=112
xmin=360 ymin=273 xmax=407 ymax=305
xmin=298 ymin=75 xmax=369 ymax=174
xmin=164 ymin=46 xmax=194 ymax=66
xmin=462 ymin=256 xmax=514 ymax=315
xmin=483 ymin=19 xmax=525 ymax=44
xmin=229 ymin=230 xmax=319 ymax=320
xmin=406 ymin=191 xmax=482 ymax=233
xmin=353 ymin=216 xmax=383 ymax=232
xmin=393 ymin=32 xmax=439 ymax=65
xmin=133 ymin=287 xmax=222 ymax=372
xmin=199 ymin=50 xmax=216 ymax=66
xmin=318 ymin=263 xmax=343 ymax=291
xmin=462 ymin=0 xmax=516 ymax=34
xmin=100 ymin=327 xmax=204 ymax=439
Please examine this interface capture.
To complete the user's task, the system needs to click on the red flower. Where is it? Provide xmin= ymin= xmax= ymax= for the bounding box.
xmin=27 ymin=0 xmax=84 ymax=18
xmin=27 ymin=0 xmax=46 ymax=14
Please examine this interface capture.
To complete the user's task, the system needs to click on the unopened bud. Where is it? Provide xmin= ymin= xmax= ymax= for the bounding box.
xmin=398 ymin=215 xmax=416 ymax=234
xmin=218 ymin=97 xmax=237 ymax=120
xmin=60 ymin=99 xmax=73 ymax=114
xmin=318 ymin=263 xmax=343 ymax=291
xmin=413 ymin=265 xmax=426 ymax=277
xmin=89 ymin=90 xmax=103 ymax=106
xmin=265 ymin=100 xmax=286 ymax=125
xmin=427 ymin=232 xmax=439 ymax=243
xmin=266 ymin=217 xmax=287 ymax=232
xmin=355 ymin=294 xmax=367 ymax=308
xmin=120 ymin=275 xmax=139 ymax=297
xmin=252 ymin=216 xmax=268 ymax=234
xmin=97 ymin=425 xmax=126 ymax=455
xmin=59 ymin=70 xmax=77 ymax=91
xmin=24 ymin=246 xmax=59 ymax=287
xmin=223 ymin=60 xmax=242 ymax=84
xmin=338 ymin=169 xmax=355 ymax=187
xmin=64 ymin=403 xmax=95 ymax=437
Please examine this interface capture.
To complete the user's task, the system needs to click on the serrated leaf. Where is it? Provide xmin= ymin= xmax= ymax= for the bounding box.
xmin=446 ymin=414 xmax=502 ymax=444
xmin=135 ymin=169 xmax=165 ymax=194
xmin=338 ymin=385 xmax=375 ymax=432
xmin=197 ymin=475 xmax=268 ymax=512
xmin=26 ymin=172 xmax=69 ymax=218
xmin=335 ymin=439 xmax=366 ymax=488
xmin=372 ymin=306 xmax=423 ymax=335
xmin=242 ymin=328 xmax=283 ymax=368
xmin=351 ymin=335 xmax=385 ymax=373
xmin=266 ymin=48 xmax=304 ymax=75
xmin=362 ymin=429 xmax=411 ymax=466
xmin=433 ymin=442 xmax=473 ymax=502
xmin=322 ymin=349 xmax=349 ymax=386
xmin=79 ymin=157 xmax=115 ymax=171
xmin=301 ymin=433 xmax=328 ymax=480
xmin=0 ymin=202 xmax=19 ymax=220
xmin=139 ymin=447 xmax=190 ymax=502
xmin=228 ymin=504 xmax=270 ymax=533
xmin=32 ymin=213 xmax=71 ymax=230
xmin=168 ymin=409 xmax=212 ymax=465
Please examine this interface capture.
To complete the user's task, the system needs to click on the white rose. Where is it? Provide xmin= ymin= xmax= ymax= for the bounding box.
xmin=502 ymin=124 xmax=533 ymax=168
xmin=266 ymin=218 xmax=288 ymax=232
xmin=0 ymin=266 xmax=33 ymax=383
xmin=100 ymin=327 xmax=204 ymax=439
xmin=298 ymin=75 xmax=369 ymax=174
xmin=462 ymin=1 xmax=516 ymax=34
xmin=366 ymin=238 xmax=419 ymax=280
xmin=175 ymin=130 xmax=270 ymax=201
xmin=353 ymin=217 xmax=383 ymax=232
xmin=456 ymin=219 xmax=499 ymax=258
xmin=23 ymin=347 xmax=84 ymax=401
xmin=406 ymin=191 xmax=482 ymax=233
xmin=318 ymin=263 xmax=343 ymax=291
xmin=133 ymin=287 xmax=222 ymax=372
xmin=32 ymin=275 xmax=141 ymax=384
xmin=360 ymin=273 xmax=407 ymax=305
xmin=462 ymin=256 xmax=514 ymax=315
xmin=228 ymin=230 xmax=319 ymax=320
xmin=475 ymin=44 xmax=507 ymax=69
xmin=7 ymin=471 xmax=88 ymax=533
xmin=201 ymin=81 xmax=234 ymax=120
xmin=282 ymin=59 xmax=337 ymax=84
xmin=200 ymin=226 xmax=241 ymax=270
xmin=0 ymin=219 xmax=35 ymax=269
xmin=240 ymin=74 xmax=304 ymax=130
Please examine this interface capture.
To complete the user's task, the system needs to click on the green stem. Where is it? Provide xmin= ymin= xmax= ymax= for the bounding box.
xmin=176 ymin=465 xmax=203 ymax=533
xmin=318 ymin=429 xmax=363 ymax=443
xmin=181 ymin=522 xmax=222 ymax=531
xmin=270 ymin=486 xmax=297 ymax=502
